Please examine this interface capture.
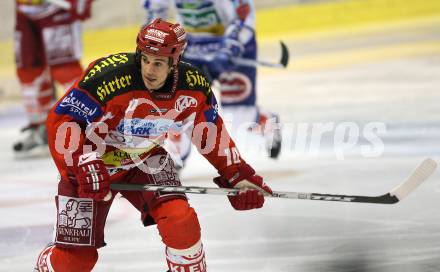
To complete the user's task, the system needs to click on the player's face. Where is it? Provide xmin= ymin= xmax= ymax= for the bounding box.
xmin=140 ymin=53 xmax=172 ymax=90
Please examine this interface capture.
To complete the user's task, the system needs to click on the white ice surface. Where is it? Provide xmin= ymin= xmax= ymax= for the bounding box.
xmin=1 ymin=28 xmax=440 ymax=272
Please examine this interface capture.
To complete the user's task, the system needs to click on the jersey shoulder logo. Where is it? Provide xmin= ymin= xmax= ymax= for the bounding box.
xmin=54 ymin=88 xmax=102 ymax=124
xmin=78 ymin=53 xmax=143 ymax=104
xmin=178 ymin=63 xmax=212 ymax=101
xmin=81 ymin=53 xmax=133 ymax=83
xmin=185 ymin=68 xmax=210 ymax=89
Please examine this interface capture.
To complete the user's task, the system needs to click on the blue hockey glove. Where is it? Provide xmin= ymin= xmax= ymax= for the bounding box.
xmin=212 ymin=37 xmax=244 ymax=72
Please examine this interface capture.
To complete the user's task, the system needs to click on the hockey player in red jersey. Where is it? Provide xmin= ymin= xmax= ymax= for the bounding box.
xmin=13 ymin=0 xmax=93 ymax=157
xmin=34 ymin=18 xmax=272 ymax=272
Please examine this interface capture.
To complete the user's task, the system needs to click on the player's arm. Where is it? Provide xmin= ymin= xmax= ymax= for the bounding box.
xmin=47 ymin=65 xmax=111 ymax=201
xmin=191 ymin=90 xmax=272 ymax=210
xmin=212 ymin=0 xmax=256 ymax=71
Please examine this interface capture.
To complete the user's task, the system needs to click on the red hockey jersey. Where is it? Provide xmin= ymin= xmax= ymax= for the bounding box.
xmin=47 ymin=52 xmax=244 ymax=181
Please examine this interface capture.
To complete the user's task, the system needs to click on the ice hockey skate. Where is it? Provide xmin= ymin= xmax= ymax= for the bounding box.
xmin=258 ymin=111 xmax=282 ymax=159
xmin=13 ymin=123 xmax=49 ymax=159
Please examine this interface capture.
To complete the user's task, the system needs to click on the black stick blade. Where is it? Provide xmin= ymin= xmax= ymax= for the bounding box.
xmin=280 ymin=41 xmax=290 ymax=68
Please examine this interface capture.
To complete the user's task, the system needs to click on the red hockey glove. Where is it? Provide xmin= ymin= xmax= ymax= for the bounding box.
xmin=72 ymin=152 xmax=111 ymax=201
xmin=213 ymin=163 xmax=272 ymax=210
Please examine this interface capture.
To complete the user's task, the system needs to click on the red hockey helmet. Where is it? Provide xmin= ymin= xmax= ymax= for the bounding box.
xmin=136 ymin=18 xmax=187 ymax=67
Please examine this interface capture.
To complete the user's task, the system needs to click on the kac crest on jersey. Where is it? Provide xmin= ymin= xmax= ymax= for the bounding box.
xmin=175 ymin=95 xmax=198 ymax=112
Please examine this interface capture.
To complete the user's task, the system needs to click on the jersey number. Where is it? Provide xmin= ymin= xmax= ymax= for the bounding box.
xmin=225 ymin=147 xmax=240 ymax=166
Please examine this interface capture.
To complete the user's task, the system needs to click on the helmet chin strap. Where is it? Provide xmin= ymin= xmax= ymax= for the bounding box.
xmin=168 ymin=57 xmax=174 ymax=67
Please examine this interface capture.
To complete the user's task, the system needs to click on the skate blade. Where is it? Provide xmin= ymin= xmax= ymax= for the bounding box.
xmin=14 ymin=145 xmax=51 ymax=160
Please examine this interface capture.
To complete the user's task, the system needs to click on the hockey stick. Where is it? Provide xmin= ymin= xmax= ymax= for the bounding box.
xmin=232 ymin=41 xmax=289 ymax=68
xmin=184 ymin=41 xmax=290 ymax=69
xmin=110 ymin=158 xmax=437 ymax=204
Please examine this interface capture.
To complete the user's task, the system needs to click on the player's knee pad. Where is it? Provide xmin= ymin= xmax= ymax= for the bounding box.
xmin=166 ymin=239 xmax=207 ymax=272
xmin=152 ymin=199 xmax=201 ymax=249
xmin=16 ymin=66 xmax=47 ymax=84
xmin=16 ymin=66 xmax=54 ymax=123
xmin=35 ymin=243 xmax=98 ymax=272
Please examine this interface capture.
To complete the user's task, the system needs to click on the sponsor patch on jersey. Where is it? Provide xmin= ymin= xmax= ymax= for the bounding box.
xmin=117 ymin=118 xmax=175 ymax=137
xmin=148 ymin=154 xmax=180 ymax=185
xmin=150 ymin=108 xmax=168 ymax=113
xmin=185 ymin=69 xmax=210 ymax=89
xmin=55 ymin=195 xmax=94 ymax=246
xmin=175 ymin=95 xmax=198 ymax=112
xmin=204 ymin=95 xmax=219 ymax=123
xmin=95 ymin=74 xmax=133 ymax=101
xmin=55 ymin=88 xmax=102 ymax=124
xmin=101 ymin=149 xmax=152 ymax=168
xmin=82 ymin=53 xmax=130 ymax=83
